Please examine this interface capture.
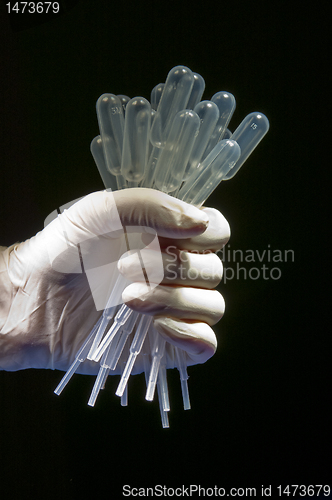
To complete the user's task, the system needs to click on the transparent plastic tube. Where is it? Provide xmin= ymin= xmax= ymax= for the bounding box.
xmin=211 ymin=91 xmax=236 ymax=132
xmin=86 ymin=305 xmax=116 ymax=361
xmin=174 ymin=347 xmax=190 ymax=410
xmin=178 ymin=139 xmax=241 ymax=206
xmin=121 ymin=97 xmax=151 ymax=184
xmin=117 ymin=94 xmax=130 ymax=114
xmin=90 ymin=304 xmax=134 ymax=362
xmin=150 ymin=83 xmax=164 ymax=111
xmin=186 ymin=72 xmax=205 ymax=110
xmin=87 ymin=309 xmax=138 ymax=406
xmin=224 ymin=112 xmax=270 ymax=180
xmin=106 ymin=311 xmax=138 ymax=371
xmin=150 ymin=65 xmax=194 ymax=148
xmin=87 ymin=346 xmax=111 ymax=407
xmin=202 ymin=91 xmax=236 ymax=159
xmin=96 ymin=93 xmax=127 ymax=190
xmin=157 ymin=382 xmax=170 ymax=428
xmin=153 ymin=110 xmax=200 ymax=193
xmin=90 ymin=136 xmax=118 ymax=191
xmin=54 ymin=315 xmax=103 ymax=395
xmin=222 ymin=128 xmax=232 ymax=140
xmin=120 ymin=340 xmax=130 ymax=406
xmin=96 ymin=93 xmax=124 ymax=175
xmin=147 ymin=109 xmax=156 ymax=162
xmin=140 ymin=144 xmax=160 ymax=188
xmin=86 ymin=268 xmax=129 ymax=360
xmin=145 ymin=331 xmax=166 ymax=401
xmin=157 ymin=352 xmax=170 ymax=412
xmin=116 ymin=315 xmax=152 ymax=397
xmin=183 ymin=101 xmax=220 ymax=180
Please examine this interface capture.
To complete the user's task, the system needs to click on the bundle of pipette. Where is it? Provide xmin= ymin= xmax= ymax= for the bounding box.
xmin=54 ymin=65 xmax=269 ymax=427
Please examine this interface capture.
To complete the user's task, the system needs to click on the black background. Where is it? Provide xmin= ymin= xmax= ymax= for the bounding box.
xmin=0 ymin=1 xmax=329 ymax=499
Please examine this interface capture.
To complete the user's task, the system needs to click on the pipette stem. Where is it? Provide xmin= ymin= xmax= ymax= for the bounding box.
xmin=115 ymin=315 xmax=152 ymax=397
xmin=116 ymin=174 xmax=127 ymax=190
xmin=101 ymin=367 xmax=110 ymax=390
xmin=157 ymin=382 xmax=170 ymax=428
xmin=145 ymin=333 xmax=166 ymax=401
xmin=54 ymin=315 xmax=103 ymax=395
xmin=88 ymin=342 xmax=113 ymax=406
xmin=87 ymin=311 xmax=115 ymax=360
xmin=174 ymin=347 xmax=190 ymax=409
xmin=115 ymin=352 xmax=136 ymax=397
xmin=86 ymin=272 xmax=128 ymax=359
xmin=157 ymin=355 xmax=170 ymax=412
xmin=120 ymin=341 xmax=130 ymax=406
xmin=108 ymin=312 xmax=139 ymax=371
xmin=91 ymin=304 xmax=133 ymax=362
xmin=54 ymin=359 xmax=81 ymax=396
xmin=88 ymin=366 xmax=108 ymax=407
xmin=121 ymin=385 xmax=128 ymax=406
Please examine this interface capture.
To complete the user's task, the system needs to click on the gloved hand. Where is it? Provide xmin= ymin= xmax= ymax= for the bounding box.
xmin=0 ymin=188 xmax=229 ymax=374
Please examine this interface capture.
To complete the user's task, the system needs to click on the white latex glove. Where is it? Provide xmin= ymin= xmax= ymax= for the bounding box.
xmin=0 ymin=188 xmax=229 ymax=374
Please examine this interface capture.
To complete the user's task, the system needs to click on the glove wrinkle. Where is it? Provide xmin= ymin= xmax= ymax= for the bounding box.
xmin=113 ymin=188 xmax=209 ymax=238
xmin=154 ymin=317 xmax=217 ymax=365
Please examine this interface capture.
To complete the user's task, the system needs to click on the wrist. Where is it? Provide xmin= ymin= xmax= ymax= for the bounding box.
xmin=0 ymin=245 xmax=16 ymax=332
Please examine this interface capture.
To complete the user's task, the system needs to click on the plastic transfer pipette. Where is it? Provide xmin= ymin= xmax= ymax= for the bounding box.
xmin=116 ymin=314 xmax=153 ymax=397
xmin=186 ymin=72 xmax=205 ymax=110
xmin=150 ymin=83 xmax=164 ymax=111
xmin=153 ymin=109 xmax=201 ymax=193
xmin=120 ymin=97 xmax=151 ymax=186
xmin=178 ymin=139 xmax=241 ymax=206
xmin=90 ymin=136 xmax=118 ymax=191
xmin=91 ymin=303 xmax=137 ymax=363
xmin=182 ymin=100 xmax=220 ymax=181
xmin=174 ymin=346 xmax=190 ymax=410
xmin=141 ymin=331 xmax=169 ymax=427
xmin=145 ymin=328 xmax=166 ymax=402
xmin=88 ymin=342 xmax=113 ymax=407
xmin=54 ymin=314 xmax=103 ymax=395
xmin=117 ymin=94 xmax=130 ymax=114
xmin=150 ymin=65 xmax=195 ymax=148
xmin=96 ymin=93 xmax=127 ymax=190
xmin=201 ymin=91 xmax=236 ymax=160
xmin=224 ymin=112 xmax=269 ymax=180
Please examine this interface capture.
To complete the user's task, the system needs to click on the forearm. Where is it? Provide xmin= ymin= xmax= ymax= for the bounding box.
xmin=0 ymin=243 xmax=52 ymax=370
